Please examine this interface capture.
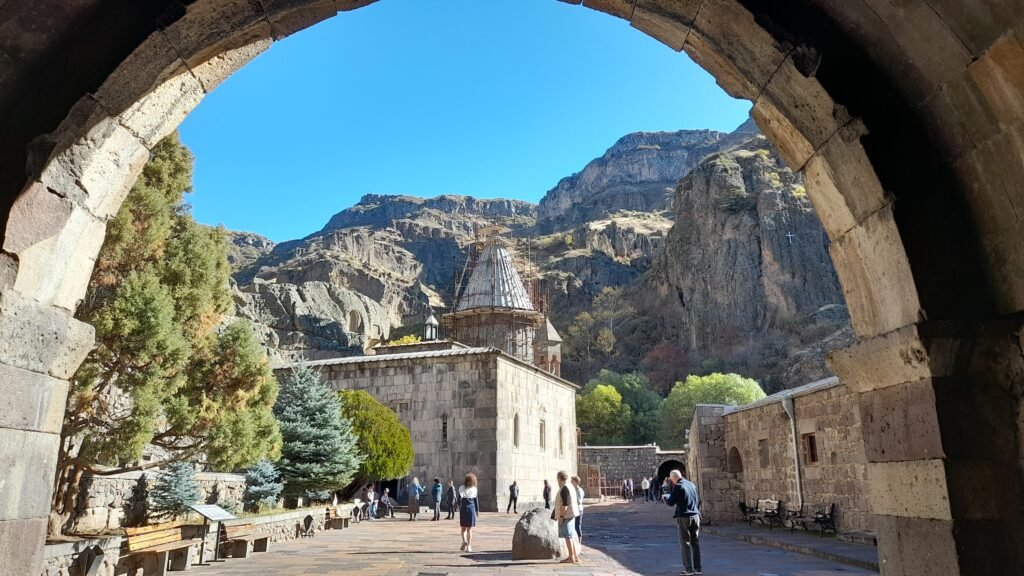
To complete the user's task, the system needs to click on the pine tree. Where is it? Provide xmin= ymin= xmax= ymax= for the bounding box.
xmin=150 ymin=462 xmax=202 ymax=520
xmin=243 ymin=459 xmax=283 ymax=512
xmin=51 ymin=133 xmax=281 ymax=536
xmin=273 ymin=366 xmax=363 ymax=497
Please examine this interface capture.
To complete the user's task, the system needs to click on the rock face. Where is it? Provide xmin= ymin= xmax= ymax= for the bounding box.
xmin=640 ymin=135 xmax=849 ymax=390
xmin=511 ymin=508 xmax=564 ymax=560
xmin=226 ymin=119 xmax=850 ymax=387
xmin=536 ymin=120 xmax=759 ymax=233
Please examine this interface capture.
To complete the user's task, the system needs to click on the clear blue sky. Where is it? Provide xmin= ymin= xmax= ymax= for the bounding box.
xmin=179 ymin=0 xmax=751 ymax=242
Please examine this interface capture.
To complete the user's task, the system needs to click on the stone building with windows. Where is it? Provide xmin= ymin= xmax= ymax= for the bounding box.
xmin=274 ymin=234 xmax=576 ymax=512
xmin=688 ymin=377 xmax=871 ymax=535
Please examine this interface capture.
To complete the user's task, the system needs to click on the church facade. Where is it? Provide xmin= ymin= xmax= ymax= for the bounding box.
xmin=273 ymin=233 xmax=576 ymax=511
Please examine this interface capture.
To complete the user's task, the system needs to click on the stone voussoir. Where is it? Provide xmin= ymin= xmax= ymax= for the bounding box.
xmin=630 ymin=0 xmax=701 ymax=51
xmin=0 ymin=290 xmax=95 ymax=380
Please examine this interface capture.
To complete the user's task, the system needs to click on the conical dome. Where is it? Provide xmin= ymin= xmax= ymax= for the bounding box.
xmin=456 ymin=242 xmax=534 ymax=312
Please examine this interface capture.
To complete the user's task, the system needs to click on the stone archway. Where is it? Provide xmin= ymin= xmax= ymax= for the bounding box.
xmin=657 ymin=459 xmax=686 ymax=487
xmin=1 ymin=1 xmax=1023 ymax=574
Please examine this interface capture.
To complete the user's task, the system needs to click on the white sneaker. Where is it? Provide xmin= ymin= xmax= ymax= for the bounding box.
xmin=466 ymin=545 xmax=473 ymax=553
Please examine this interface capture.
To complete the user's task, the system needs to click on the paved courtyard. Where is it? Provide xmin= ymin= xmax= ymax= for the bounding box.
xmin=197 ymin=501 xmax=878 ymax=575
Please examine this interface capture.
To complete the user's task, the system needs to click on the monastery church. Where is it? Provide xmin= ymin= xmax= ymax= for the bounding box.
xmin=275 ymin=234 xmax=578 ymax=511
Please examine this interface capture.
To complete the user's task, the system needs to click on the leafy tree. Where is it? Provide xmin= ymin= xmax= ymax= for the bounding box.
xmin=389 ymin=334 xmax=422 ymax=345
xmin=586 ymin=370 xmax=661 ymax=444
xmin=658 ymin=373 xmax=765 ymax=449
xmin=274 ymin=366 xmax=363 ymax=497
xmin=51 ymin=133 xmax=281 ymax=535
xmin=576 ymin=384 xmax=631 ymax=445
xmin=338 ymin=390 xmax=413 ymax=495
xmin=243 ymin=459 xmax=283 ymax=512
xmin=150 ymin=462 xmax=202 ymax=520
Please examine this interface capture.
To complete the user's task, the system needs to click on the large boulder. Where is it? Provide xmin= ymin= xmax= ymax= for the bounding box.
xmin=511 ymin=508 xmax=564 ymax=560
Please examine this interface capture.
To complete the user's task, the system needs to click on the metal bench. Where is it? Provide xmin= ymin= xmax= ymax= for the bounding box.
xmin=787 ymin=503 xmax=837 ymax=535
xmin=220 ymin=523 xmax=270 ymax=558
xmin=124 ymin=521 xmax=199 ymax=575
xmin=756 ymin=499 xmax=785 ymax=530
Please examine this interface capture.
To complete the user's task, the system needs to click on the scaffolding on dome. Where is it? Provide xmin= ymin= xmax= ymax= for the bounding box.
xmin=442 ymin=225 xmax=547 ymax=364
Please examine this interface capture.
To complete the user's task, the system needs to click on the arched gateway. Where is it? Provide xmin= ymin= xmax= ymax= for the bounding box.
xmin=1 ymin=1 xmax=1024 ymax=574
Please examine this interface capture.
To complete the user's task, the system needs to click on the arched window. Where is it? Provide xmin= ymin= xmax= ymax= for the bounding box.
xmin=513 ymin=413 xmax=520 ymax=448
xmin=540 ymin=420 xmax=546 ymax=451
xmin=441 ymin=414 xmax=449 ymax=449
xmin=727 ymin=446 xmax=744 ymax=473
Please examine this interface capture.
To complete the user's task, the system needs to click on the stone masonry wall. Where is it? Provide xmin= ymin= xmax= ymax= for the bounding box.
xmin=577 ymin=445 xmax=687 ymax=493
xmin=71 ymin=472 xmax=245 ymax=535
xmin=495 ymin=357 xmax=577 ymax=511
xmin=688 ymin=405 xmax=741 ymax=523
xmin=691 ymin=381 xmax=870 ymax=534
xmin=292 ymin=352 xmax=503 ymax=510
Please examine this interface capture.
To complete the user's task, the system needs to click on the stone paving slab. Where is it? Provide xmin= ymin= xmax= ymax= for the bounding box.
xmin=193 ymin=501 xmax=879 ymax=575
xmin=702 ymin=522 xmax=879 ymax=571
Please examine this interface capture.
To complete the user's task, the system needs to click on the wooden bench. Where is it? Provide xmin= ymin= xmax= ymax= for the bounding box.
xmin=124 ymin=521 xmax=198 ymax=575
xmin=326 ymin=506 xmax=350 ymax=529
xmin=220 ymin=523 xmax=271 ymax=558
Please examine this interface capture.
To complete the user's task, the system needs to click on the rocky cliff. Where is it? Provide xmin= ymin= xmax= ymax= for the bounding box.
xmin=537 ymin=119 xmax=759 ymax=233
xmin=636 ymin=135 xmax=851 ymax=391
xmin=227 ymin=120 xmax=851 ymax=387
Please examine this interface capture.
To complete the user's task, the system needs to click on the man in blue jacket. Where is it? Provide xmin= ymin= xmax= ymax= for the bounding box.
xmin=663 ymin=469 xmax=701 ymax=575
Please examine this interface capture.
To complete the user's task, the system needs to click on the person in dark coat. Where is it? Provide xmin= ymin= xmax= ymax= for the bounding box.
xmin=458 ymin=473 xmax=480 ymax=552
xmin=444 ymin=480 xmax=457 ymax=519
xmin=507 ymin=480 xmax=519 ymax=514
xmin=431 ymin=477 xmax=443 ymax=521
xmin=543 ymin=479 xmax=552 ymax=509
xmin=664 ymin=469 xmax=702 ymax=576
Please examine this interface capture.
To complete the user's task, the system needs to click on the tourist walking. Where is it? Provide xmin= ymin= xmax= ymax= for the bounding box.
xmin=407 ymin=477 xmax=424 ymax=521
xmin=445 ymin=480 xmax=457 ymax=519
xmin=627 ymin=478 xmax=634 ymax=501
xmin=507 ymin=480 xmax=519 ymax=514
xmin=552 ymin=471 xmax=581 ymax=564
xmin=379 ymin=488 xmax=395 ymax=518
xmin=431 ymin=477 xmax=443 ymax=521
xmin=459 ymin=473 xmax=480 ymax=552
xmin=543 ymin=479 xmax=552 ymax=509
xmin=663 ymin=469 xmax=702 ymax=576
xmin=622 ymin=479 xmax=629 ymax=501
xmin=571 ymin=475 xmax=585 ymax=550
xmin=642 ymin=477 xmax=651 ymax=502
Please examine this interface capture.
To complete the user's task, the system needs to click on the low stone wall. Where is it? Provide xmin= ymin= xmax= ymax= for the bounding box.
xmin=41 ymin=535 xmax=123 ymax=576
xmin=41 ymin=507 xmax=332 ymax=575
xmin=577 ymin=445 xmax=687 ymax=492
xmin=72 ymin=471 xmax=246 ymax=534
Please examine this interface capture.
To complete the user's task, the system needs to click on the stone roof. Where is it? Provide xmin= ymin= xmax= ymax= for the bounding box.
xmin=456 ymin=241 xmax=534 ymax=312
xmin=724 ymin=376 xmax=841 ymax=414
xmin=274 ymin=347 xmax=498 ymax=369
xmin=272 ymin=345 xmax=581 ymax=389
xmin=537 ymin=319 xmax=562 ymax=344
